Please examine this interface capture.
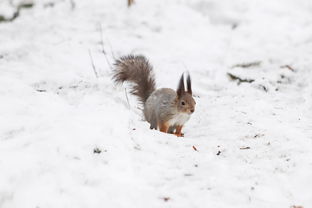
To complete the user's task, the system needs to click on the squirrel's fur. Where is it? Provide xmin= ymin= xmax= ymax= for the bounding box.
xmin=113 ymin=55 xmax=196 ymax=137
xmin=113 ymin=55 xmax=156 ymax=104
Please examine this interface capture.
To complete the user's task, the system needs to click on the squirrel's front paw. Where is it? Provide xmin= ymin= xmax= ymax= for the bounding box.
xmin=174 ymin=133 xmax=184 ymax=137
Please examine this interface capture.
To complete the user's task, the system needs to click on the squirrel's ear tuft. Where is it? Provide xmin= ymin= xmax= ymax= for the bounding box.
xmin=177 ymin=74 xmax=185 ymax=98
xmin=186 ymin=73 xmax=192 ymax=95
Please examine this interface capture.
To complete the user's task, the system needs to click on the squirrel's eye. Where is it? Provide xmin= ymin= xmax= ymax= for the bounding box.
xmin=181 ymin=101 xmax=185 ymax=105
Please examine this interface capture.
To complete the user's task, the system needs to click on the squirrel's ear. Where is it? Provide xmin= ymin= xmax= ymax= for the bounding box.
xmin=186 ymin=74 xmax=192 ymax=95
xmin=177 ymin=74 xmax=185 ymax=98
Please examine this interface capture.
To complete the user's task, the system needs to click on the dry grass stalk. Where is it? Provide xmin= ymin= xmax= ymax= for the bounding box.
xmin=128 ymin=0 xmax=135 ymax=7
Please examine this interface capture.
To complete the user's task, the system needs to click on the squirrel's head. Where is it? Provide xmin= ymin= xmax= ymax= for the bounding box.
xmin=176 ymin=73 xmax=196 ymax=114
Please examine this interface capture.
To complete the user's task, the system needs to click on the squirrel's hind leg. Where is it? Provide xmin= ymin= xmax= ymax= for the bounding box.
xmin=150 ymin=122 xmax=157 ymax=130
xmin=149 ymin=113 xmax=157 ymax=130
xmin=159 ymin=122 xmax=169 ymax=134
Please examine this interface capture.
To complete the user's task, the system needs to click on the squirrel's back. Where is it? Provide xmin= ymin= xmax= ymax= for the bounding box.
xmin=113 ymin=55 xmax=156 ymax=104
xmin=144 ymin=88 xmax=177 ymax=126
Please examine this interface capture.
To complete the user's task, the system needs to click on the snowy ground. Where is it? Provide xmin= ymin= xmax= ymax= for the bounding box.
xmin=0 ymin=0 xmax=312 ymax=207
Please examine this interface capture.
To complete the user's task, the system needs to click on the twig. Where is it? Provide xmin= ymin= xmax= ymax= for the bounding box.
xmin=99 ymin=24 xmax=107 ymax=55
xmin=240 ymin=147 xmax=251 ymax=150
xmin=258 ymin=84 xmax=268 ymax=92
xmin=192 ymin=146 xmax=198 ymax=152
xmin=98 ymin=23 xmax=113 ymax=70
xmin=106 ymin=36 xmax=116 ymax=60
xmin=227 ymin=73 xmax=255 ymax=85
xmin=231 ymin=61 xmax=261 ymax=68
xmin=70 ymin=0 xmax=76 ymax=10
xmin=128 ymin=0 xmax=135 ymax=7
xmin=88 ymin=50 xmax=99 ymax=78
xmin=0 ymin=2 xmax=34 ymax=23
xmin=124 ymin=88 xmax=131 ymax=109
xmin=131 ymin=137 xmax=141 ymax=150
xmin=280 ymin=65 xmax=295 ymax=72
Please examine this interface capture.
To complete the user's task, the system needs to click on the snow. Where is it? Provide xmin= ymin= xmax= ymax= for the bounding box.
xmin=0 ymin=0 xmax=312 ymax=207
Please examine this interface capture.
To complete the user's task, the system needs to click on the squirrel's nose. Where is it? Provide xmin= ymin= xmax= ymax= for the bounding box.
xmin=190 ymin=109 xmax=194 ymax=113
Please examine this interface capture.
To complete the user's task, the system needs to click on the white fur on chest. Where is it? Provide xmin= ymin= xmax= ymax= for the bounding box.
xmin=167 ymin=112 xmax=190 ymax=126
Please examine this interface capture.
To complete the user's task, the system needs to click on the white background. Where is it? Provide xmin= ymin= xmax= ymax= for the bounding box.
xmin=0 ymin=0 xmax=312 ymax=207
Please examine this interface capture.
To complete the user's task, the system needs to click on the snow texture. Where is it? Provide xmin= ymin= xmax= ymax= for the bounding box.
xmin=0 ymin=0 xmax=312 ymax=207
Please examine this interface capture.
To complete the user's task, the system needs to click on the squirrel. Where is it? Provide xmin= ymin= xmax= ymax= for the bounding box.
xmin=112 ymin=55 xmax=196 ymax=137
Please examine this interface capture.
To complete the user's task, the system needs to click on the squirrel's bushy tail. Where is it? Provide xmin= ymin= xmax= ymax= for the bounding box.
xmin=113 ymin=55 xmax=156 ymax=104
